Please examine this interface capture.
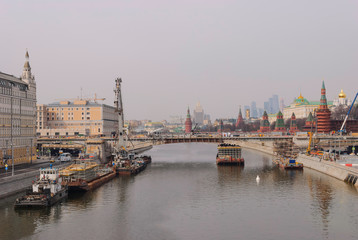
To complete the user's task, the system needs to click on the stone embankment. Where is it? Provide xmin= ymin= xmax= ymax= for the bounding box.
xmin=227 ymin=139 xmax=358 ymax=188
xmin=0 ymin=171 xmax=38 ymax=199
xmin=297 ymin=154 xmax=358 ymax=187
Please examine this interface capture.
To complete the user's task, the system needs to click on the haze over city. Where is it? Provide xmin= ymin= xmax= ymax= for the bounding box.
xmin=1 ymin=0 xmax=357 ymax=120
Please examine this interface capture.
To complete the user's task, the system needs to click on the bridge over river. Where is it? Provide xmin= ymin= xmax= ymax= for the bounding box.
xmin=36 ymin=134 xmax=358 ymax=162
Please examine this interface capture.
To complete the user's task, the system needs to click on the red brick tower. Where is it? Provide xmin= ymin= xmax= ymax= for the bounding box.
xmin=303 ymin=112 xmax=315 ymax=132
xmin=274 ymin=111 xmax=286 ymax=132
xmin=185 ymin=107 xmax=192 ymax=133
xmin=259 ymin=111 xmax=270 ymax=132
xmin=235 ymin=107 xmax=244 ymax=129
xmin=316 ymin=81 xmax=331 ymax=133
xmin=289 ymin=112 xmax=299 ymax=133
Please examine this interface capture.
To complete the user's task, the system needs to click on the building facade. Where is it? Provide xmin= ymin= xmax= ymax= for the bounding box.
xmin=283 ymin=93 xmax=333 ymax=120
xmin=36 ymin=100 xmax=118 ymax=137
xmin=0 ymin=51 xmax=37 ymax=166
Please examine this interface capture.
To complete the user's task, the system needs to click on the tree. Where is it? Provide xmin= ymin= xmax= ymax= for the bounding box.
xmin=331 ymin=105 xmax=349 ymax=120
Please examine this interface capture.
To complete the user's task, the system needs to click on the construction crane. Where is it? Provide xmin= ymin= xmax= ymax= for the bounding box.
xmin=306 ymin=132 xmax=313 ymax=155
xmin=339 ymin=92 xmax=358 ymax=133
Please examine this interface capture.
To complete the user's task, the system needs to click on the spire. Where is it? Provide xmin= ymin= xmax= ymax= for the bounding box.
xmin=291 ymin=112 xmax=296 ymax=118
xmin=320 ymin=80 xmax=328 ymax=108
xmin=307 ymin=112 xmax=313 ymax=122
xmin=22 ymin=49 xmax=33 ymax=81
xmin=187 ymin=107 xmax=191 ymax=117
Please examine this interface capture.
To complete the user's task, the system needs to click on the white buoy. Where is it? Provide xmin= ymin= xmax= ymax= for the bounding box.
xmin=256 ymin=175 xmax=260 ymax=182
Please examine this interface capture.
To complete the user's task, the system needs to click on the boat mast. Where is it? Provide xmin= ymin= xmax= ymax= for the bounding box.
xmin=114 ymin=77 xmax=125 ymax=151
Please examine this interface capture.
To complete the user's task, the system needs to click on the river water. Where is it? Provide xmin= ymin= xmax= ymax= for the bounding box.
xmin=1 ymin=143 xmax=358 ymax=240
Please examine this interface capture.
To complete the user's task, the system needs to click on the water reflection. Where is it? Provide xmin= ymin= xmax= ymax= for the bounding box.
xmin=307 ymin=175 xmax=333 ymax=238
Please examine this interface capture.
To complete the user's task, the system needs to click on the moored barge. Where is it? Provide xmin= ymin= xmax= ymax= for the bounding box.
xmin=60 ymin=161 xmax=116 ymax=191
xmin=15 ymin=167 xmax=68 ymax=208
xmin=115 ymin=154 xmax=147 ymax=175
xmin=275 ymin=158 xmax=303 ymax=170
xmin=216 ymin=143 xmax=244 ymax=166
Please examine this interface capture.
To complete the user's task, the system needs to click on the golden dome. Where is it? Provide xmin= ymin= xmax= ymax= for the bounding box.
xmin=297 ymin=93 xmax=304 ymax=101
xmin=338 ymin=89 xmax=346 ymax=98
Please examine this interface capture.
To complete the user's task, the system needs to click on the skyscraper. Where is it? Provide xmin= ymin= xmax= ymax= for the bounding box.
xmin=272 ymin=94 xmax=279 ymax=113
xmin=250 ymin=101 xmax=258 ymax=118
xmin=193 ymin=102 xmax=204 ymax=125
xmin=244 ymin=105 xmax=250 ymax=119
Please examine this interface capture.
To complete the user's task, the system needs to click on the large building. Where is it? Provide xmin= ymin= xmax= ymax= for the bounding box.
xmin=193 ymin=102 xmax=204 ymax=125
xmin=283 ymin=93 xmax=333 ymax=120
xmin=0 ymin=51 xmax=37 ymax=166
xmin=36 ymin=100 xmax=118 ymax=137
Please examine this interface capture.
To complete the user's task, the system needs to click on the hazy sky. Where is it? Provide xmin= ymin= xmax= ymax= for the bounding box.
xmin=1 ymin=0 xmax=358 ymax=121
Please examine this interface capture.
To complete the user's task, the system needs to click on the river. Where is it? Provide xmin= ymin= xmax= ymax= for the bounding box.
xmin=1 ymin=143 xmax=358 ymax=240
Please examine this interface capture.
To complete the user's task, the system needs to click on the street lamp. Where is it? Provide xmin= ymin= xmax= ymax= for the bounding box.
xmin=11 ymin=95 xmax=14 ymax=176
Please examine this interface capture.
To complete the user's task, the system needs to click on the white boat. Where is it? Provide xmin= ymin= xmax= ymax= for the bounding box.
xmin=14 ymin=167 xmax=68 ymax=207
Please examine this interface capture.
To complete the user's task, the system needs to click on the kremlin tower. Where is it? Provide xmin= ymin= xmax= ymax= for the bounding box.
xmin=235 ymin=106 xmax=244 ymax=129
xmin=274 ymin=111 xmax=286 ymax=132
xmin=303 ymin=112 xmax=315 ymax=132
xmin=289 ymin=113 xmax=298 ymax=133
xmin=316 ymin=81 xmax=331 ymax=133
xmin=259 ymin=111 xmax=270 ymax=132
xmin=185 ymin=107 xmax=192 ymax=133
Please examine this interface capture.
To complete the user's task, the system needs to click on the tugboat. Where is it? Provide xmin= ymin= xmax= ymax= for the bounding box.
xmin=112 ymin=78 xmax=150 ymax=175
xmin=216 ymin=143 xmax=244 ymax=166
xmin=14 ymin=167 xmax=68 ymax=208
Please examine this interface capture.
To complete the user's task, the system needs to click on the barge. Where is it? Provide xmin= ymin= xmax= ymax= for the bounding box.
xmin=115 ymin=154 xmax=147 ymax=175
xmin=216 ymin=143 xmax=244 ymax=166
xmin=275 ymin=158 xmax=303 ymax=170
xmin=14 ymin=167 xmax=68 ymax=208
xmin=60 ymin=161 xmax=116 ymax=191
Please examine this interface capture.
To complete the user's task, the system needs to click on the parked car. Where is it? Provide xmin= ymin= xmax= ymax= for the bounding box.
xmin=58 ymin=153 xmax=72 ymax=162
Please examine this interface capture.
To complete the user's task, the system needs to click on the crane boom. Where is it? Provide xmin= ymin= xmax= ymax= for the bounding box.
xmin=114 ymin=78 xmax=125 ymax=150
xmin=339 ymin=92 xmax=358 ymax=132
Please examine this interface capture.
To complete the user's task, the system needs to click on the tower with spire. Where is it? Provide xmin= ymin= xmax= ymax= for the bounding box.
xmin=21 ymin=50 xmax=36 ymax=101
xmin=235 ymin=106 xmax=244 ymax=129
xmin=303 ymin=112 xmax=315 ymax=132
xmin=184 ymin=107 xmax=192 ymax=133
xmin=289 ymin=112 xmax=298 ymax=133
xmin=316 ymin=81 xmax=331 ymax=133
xmin=259 ymin=111 xmax=270 ymax=132
xmin=274 ymin=111 xmax=286 ymax=132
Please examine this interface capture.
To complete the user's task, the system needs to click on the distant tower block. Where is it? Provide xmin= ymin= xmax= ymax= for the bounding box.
xmin=245 ymin=109 xmax=250 ymax=119
xmin=185 ymin=107 xmax=192 ymax=133
xmin=218 ymin=119 xmax=224 ymax=133
xmin=289 ymin=112 xmax=298 ymax=133
xmin=259 ymin=111 xmax=270 ymax=132
xmin=235 ymin=106 xmax=244 ymax=129
xmin=274 ymin=111 xmax=286 ymax=132
xmin=316 ymin=81 xmax=331 ymax=133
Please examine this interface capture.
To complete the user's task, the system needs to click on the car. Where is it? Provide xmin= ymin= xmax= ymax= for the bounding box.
xmin=58 ymin=153 xmax=72 ymax=162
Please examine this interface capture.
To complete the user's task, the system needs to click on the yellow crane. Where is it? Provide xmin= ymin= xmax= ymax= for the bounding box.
xmin=306 ymin=132 xmax=313 ymax=155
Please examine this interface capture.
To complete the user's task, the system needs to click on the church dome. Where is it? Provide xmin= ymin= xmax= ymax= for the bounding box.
xmin=338 ymin=89 xmax=346 ymax=98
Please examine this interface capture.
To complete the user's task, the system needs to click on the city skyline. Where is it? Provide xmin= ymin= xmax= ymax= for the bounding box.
xmin=1 ymin=0 xmax=357 ymax=121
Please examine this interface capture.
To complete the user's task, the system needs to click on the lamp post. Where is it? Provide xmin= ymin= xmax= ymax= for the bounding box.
xmin=11 ymin=95 xmax=14 ymax=176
